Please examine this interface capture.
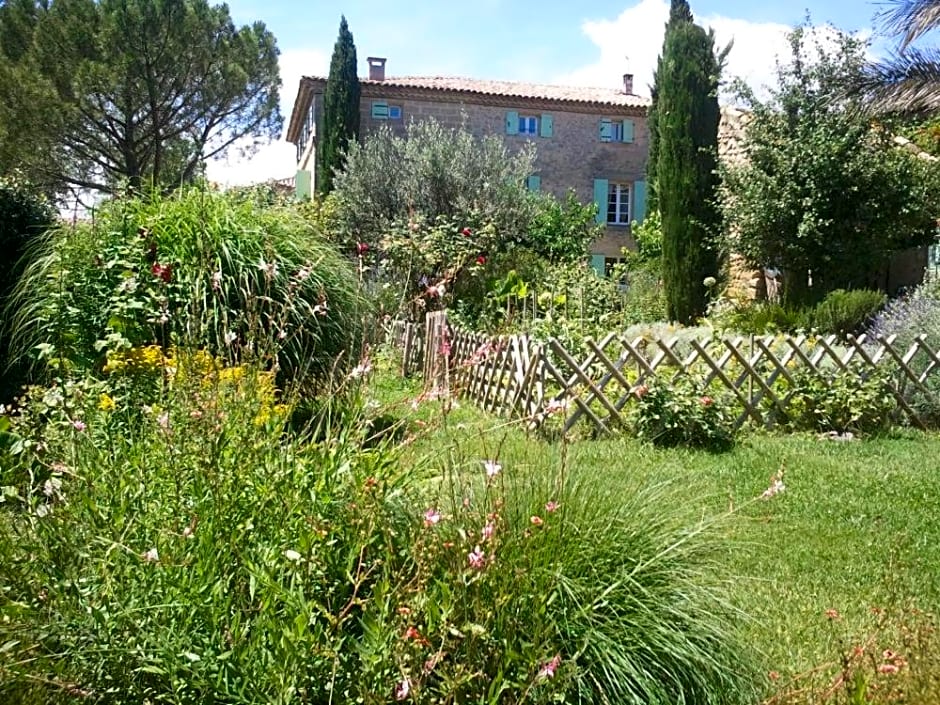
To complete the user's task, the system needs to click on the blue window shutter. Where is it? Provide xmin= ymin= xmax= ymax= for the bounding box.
xmin=593 ymin=178 xmax=608 ymax=224
xmin=526 ymin=175 xmax=541 ymax=191
xmin=371 ymin=101 xmax=389 ymax=119
xmin=621 ymin=119 xmax=635 ymax=143
xmin=506 ymin=111 xmax=519 ymax=135
xmin=295 ymin=169 xmax=312 ymax=200
xmin=590 ymin=254 xmax=606 ymax=276
xmin=540 ymin=113 xmax=553 ymax=138
xmin=633 ymin=180 xmax=647 ymax=224
xmin=599 ymin=119 xmax=613 ymax=142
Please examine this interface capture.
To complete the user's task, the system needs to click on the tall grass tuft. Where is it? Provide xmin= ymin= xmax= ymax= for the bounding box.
xmin=7 ymin=188 xmax=367 ymax=393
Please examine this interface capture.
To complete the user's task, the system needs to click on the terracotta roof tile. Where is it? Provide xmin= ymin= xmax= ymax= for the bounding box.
xmin=305 ymin=74 xmax=651 ymax=108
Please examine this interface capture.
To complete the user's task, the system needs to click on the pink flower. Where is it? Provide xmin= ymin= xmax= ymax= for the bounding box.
xmin=423 ymin=508 xmax=441 ymax=527
xmin=395 ymin=677 xmax=411 ymax=700
xmin=356 ymin=242 xmax=370 ymax=255
xmin=634 ymin=384 xmax=649 ymax=399
xmin=878 ymin=663 xmax=899 ymax=674
xmin=544 ymin=398 xmax=569 ymax=415
xmin=71 ymin=419 xmax=86 ymax=432
xmin=481 ymin=521 xmax=495 ymax=541
xmin=483 ymin=460 xmax=502 ymax=478
xmin=699 ymin=395 xmax=713 ymax=406
xmin=825 ymin=609 xmax=840 ymax=620
xmin=530 ymin=515 xmax=543 ymax=526
xmin=538 ymin=654 xmax=561 ymax=680
xmin=409 ymin=220 xmax=420 ymax=232
xmin=468 ymin=545 xmax=485 ymax=569
xmin=545 ymin=501 xmax=560 ymax=513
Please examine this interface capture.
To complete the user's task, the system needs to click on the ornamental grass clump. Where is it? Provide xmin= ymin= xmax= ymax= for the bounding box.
xmin=7 ymin=188 xmax=366 ymax=394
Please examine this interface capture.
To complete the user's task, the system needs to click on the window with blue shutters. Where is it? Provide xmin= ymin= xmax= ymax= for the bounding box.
xmin=526 ymin=175 xmax=541 ymax=191
xmin=371 ymin=101 xmax=389 ymax=119
xmin=599 ymin=118 xmax=635 ymax=143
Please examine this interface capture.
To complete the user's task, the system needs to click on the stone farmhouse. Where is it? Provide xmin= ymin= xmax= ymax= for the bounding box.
xmin=285 ymin=57 xmax=650 ymax=276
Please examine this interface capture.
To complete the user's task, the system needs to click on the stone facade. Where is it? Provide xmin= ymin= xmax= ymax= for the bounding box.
xmin=286 ymin=68 xmax=651 ymax=265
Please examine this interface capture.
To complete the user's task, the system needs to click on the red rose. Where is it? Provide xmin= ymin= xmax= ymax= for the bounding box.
xmin=476 ymin=255 xmax=486 ymax=265
xmin=461 ymin=227 xmax=472 ymax=236
xmin=356 ymin=242 xmax=370 ymax=255
xmin=151 ymin=263 xmax=172 ymax=283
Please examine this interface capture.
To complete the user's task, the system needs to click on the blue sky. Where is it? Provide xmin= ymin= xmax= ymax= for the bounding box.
xmin=208 ymin=0 xmax=896 ymax=183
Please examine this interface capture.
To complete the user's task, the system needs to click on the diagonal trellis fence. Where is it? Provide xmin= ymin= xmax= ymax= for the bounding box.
xmin=389 ymin=311 xmax=940 ymax=434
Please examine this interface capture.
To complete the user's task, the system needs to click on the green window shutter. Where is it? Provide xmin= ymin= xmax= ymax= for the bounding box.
xmin=526 ymin=175 xmax=541 ymax=191
xmin=593 ymin=178 xmax=608 ymax=224
xmin=633 ymin=180 xmax=646 ymax=224
xmin=540 ymin=113 xmax=553 ymax=138
xmin=621 ymin=119 xmax=635 ymax=143
xmin=599 ymin=119 xmax=613 ymax=142
xmin=371 ymin=101 xmax=389 ymax=119
xmin=590 ymin=254 xmax=606 ymax=276
xmin=295 ymin=169 xmax=312 ymax=200
xmin=505 ymin=111 xmax=519 ymax=135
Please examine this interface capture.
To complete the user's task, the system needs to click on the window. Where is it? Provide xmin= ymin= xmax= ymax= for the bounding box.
xmin=607 ymin=182 xmax=630 ymax=225
xmin=372 ymin=101 xmax=402 ymax=119
xmin=518 ymin=115 xmax=539 ymax=135
xmin=599 ymin=118 xmax=635 ymax=143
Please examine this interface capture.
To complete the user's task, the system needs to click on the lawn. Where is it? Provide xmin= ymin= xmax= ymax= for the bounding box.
xmin=372 ymin=366 xmax=940 ymax=703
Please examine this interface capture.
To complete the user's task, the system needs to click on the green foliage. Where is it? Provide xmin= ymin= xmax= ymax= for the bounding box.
xmin=710 ymin=300 xmax=810 ymax=335
xmin=632 ymin=376 xmax=736 ymax=451
xmin=653 ymin=6 xmax=724 ymax=323
xmin=809 ymin=289 xmax=886 ymax=337
xmin=0 ymin=175 xmax=53 ymax=401
xmin=523 ymin=189 xmax=600 ymax=264
xmin=8 ymin=189 xmax=366 ymax=393
xmin=786 ymin=363 xmax=895 ymax=434
xmin=316 ymin=16 xmax=360 ymax=196
xmin=0 ymin=0 xmax=281 ymax=196
xmin=625 ymin=207 xmax=664 ymax=275
xmin=722 ymin=26 xmax=940 ymax=306
xmin=332 ymin=118 xmax=537 ymax=249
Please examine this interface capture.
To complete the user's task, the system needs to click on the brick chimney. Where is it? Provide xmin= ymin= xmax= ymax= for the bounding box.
xmin=368 ymin=57 xmax=386 ymax=81
xmin=622 ymin=73 xmax=634 ymax=95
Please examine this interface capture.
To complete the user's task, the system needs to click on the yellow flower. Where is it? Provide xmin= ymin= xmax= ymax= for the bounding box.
xmin=98 ymin=393 xmax=116 ymax=412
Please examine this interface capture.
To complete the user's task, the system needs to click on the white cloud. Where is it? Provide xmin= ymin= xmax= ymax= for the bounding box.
xmin=553 ymin=0 xmax=866 ymax=100
xmin=205 ymin=48 xmax=328 ymax=187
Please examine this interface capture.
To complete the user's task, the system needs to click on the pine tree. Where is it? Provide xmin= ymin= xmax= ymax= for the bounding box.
xmin=653 ymin=5 xmax=724 ymax=323
xmin=317 ymin=16 xmax=361 ymax=196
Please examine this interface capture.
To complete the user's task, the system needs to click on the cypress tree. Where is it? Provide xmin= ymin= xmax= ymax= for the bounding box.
xmin=654 ymin=5 xmax=724 ymax=323
xmin=317 ymin=16 xmax=360 ymax=195
xmin=646 ymin=0 xmax=693 ymax=211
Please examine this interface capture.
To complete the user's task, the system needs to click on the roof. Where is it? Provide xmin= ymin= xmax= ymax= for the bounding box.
xmin=286 ymin=74 xmax=650 ymax=142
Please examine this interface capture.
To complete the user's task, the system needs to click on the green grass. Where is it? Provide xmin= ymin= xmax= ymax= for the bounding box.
xmin=369 ymin=365 xmax=940 ymax=702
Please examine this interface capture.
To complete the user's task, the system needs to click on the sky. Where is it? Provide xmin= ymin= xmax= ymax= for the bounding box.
xmin=206 ymin=0 xmax=893 ymax=185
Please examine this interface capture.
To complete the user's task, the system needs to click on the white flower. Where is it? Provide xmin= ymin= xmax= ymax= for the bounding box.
xmin=211 ymin=270 xmax=223 ymax=290
xmin=761 ymin=478 xmax=786 ymax=499
xmin=283 ymin=549 xmax=302 ymax=562
xmin=348 ymin=360 xmax=372 ymax=379
xmin=483 ymin=460 xmax=502 ymax=478
xmin=224 ymin=331 xmax=237 ymax=345
xmin=257 ymin=258 xmax=278 ymax=279
xmin=157 ymin=412 xmax=170 ymax=430
xmin=142 ymin=547 xmax=160 ymax=563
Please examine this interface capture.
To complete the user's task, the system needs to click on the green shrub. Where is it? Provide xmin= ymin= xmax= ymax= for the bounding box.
xmin=632 ymin=376 xmax=736 ymax=451
xmin=8 ymin=189 xmax=367 ymax=393
xmin=0 ymin=175 xmax=54 ymax=401
xmin=711 ymin=301 xmax=810 ymax=335
xmin=809 ymin=288 xmax=886 ymax=337
xmin=786 ymin=362 xmax=895 ymax=434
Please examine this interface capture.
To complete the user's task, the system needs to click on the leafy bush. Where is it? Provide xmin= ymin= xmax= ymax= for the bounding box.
xmin=0 ymin=175 xmax=54 ymax=400
xmin=710 ymin=300 xmax=810 ymax=335
xmin=9 ymin=189 xmax=366 ymax=392
xmin=809 ymin=288 xmax=886 ymax=337
xmin=786 ymin=363 xmax=895 ymax=434
xmin=632 ymin=376 xmax=736 ymax=451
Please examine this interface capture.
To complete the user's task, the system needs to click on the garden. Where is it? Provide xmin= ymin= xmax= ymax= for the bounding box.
xmin=2 ymin=12 xmax=940 ymax=705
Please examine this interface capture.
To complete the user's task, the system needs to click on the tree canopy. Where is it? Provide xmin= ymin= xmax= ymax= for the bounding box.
xmin=317 ymin=15 xmax=360 ymax=196
xmin=0 ymin=0 xmax=282 ymax=197
xmin=722 ymin=27 xmax=940 ymax=305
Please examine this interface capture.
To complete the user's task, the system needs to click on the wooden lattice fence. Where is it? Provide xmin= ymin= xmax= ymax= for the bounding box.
xmin=390 ymin=312 xmax=940 ymax=435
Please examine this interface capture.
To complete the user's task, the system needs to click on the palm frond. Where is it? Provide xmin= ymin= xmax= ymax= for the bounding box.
xmin=856 ymin=47 xmax=940 ymax=115
xmin=879 ymin=0 xmax=940 ymax=50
